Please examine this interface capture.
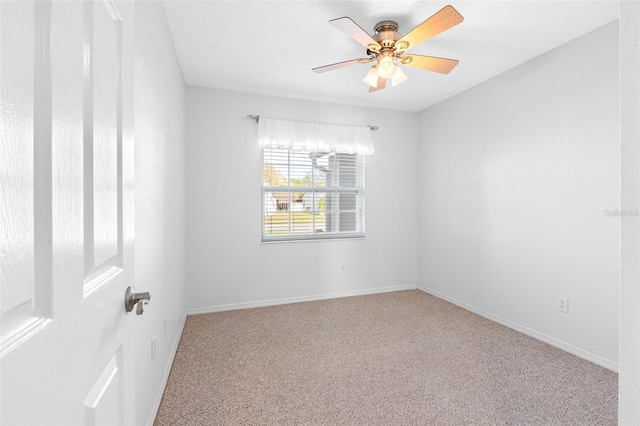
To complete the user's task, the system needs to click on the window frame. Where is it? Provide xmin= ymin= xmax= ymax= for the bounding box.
xmin=261 ymin=148 xmax=365 ymax=242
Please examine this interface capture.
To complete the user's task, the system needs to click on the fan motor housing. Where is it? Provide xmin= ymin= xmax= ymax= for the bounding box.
xmin=373 ymin=20 xmax=401 ymax=48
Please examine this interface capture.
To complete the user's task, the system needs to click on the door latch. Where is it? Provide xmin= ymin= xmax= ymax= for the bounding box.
xmin=125 ymin=286 xmax=151 ymax=315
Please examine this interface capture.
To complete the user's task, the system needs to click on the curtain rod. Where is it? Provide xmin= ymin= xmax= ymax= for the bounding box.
xmin=247 ymin=114 xmax=378 ymax=131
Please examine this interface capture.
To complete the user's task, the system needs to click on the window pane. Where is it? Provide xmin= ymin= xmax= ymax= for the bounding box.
xmin=323 ymin=192 xmax=358 ymax=233
xmin=263 ymin=149 xmax=288 ymax=186
xmin=264 ymin=191 xmax=290 ymax=213
xmin=263 ymin=211 xmax=290 ymax=236
xmin=310 ymin=152 xmax=329 ymax=188
xmin=263 ymin=192 xmax=327 ymax=236
xmin=326 ymin=154 xmax=359 ymax=188
xmin=290 ymin=212 xmax=322 ymax=235
xmin=289 ymin=151 xmax=312 ymax=188
xmin=262 ymin=148 xmax=364 ymax=241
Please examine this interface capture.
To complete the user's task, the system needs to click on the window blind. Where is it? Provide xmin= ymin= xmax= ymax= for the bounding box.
xmin=262 ymin=148 xmax=364 ymax=241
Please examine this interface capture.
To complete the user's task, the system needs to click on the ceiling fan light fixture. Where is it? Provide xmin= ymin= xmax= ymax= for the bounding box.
xmin=313 ymin=6 xmax=464 ymax=92
xmin=391 ymin=66 xmax=408 ymax=86
xmin=362 ymin=67 xmax=380 ymax=87
xmin=377 ymin=55 xmax=396 ymax=79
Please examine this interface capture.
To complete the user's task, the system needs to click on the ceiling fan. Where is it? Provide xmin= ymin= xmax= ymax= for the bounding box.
xmin=312 ymin=5 xmax=464 ymax=92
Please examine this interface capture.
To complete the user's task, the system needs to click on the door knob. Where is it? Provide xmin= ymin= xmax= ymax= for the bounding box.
xmin=125 ymin=286 xmax=151 ymax=315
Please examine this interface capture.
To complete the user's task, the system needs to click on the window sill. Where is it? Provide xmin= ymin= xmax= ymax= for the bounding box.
xmin=261 ymin=233 xmax=365 ymax=243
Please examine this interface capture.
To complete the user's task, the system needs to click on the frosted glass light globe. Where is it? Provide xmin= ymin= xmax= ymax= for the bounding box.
xmin=362 ymin=67 xmax=379 ymax=87
xmin=391 ymin=66 xmax=408 ymax=86
xmin=377 ymin=55 xmax=396 ymax=79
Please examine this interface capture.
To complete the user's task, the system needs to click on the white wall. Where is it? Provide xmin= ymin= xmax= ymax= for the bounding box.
xmin=134 ymin=2 xmax=187 ymax=425
xmin=417 ymin=22 xmax=619 ymax=369
xmin=619 ymin=1 xmax=640 ymax=422
xmin=186 ymin=88 xmax=418 ymax=311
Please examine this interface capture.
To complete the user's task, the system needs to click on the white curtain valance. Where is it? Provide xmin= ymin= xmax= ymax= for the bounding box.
xmin=258 ymin=117 xmax=375 ymax=155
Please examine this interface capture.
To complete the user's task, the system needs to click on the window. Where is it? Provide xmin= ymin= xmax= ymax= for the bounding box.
xmin=262 ymin=148 xmax=365 ymax=241
xmin=257 ymin=116 xmax=373 ymax=242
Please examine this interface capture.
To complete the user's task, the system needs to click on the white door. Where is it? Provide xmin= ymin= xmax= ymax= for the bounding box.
xmin=1 ymin=1 xmax=139 ymax=424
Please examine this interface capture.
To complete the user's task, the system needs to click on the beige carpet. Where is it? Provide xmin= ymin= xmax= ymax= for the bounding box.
xmin=154 ymin=290 xmax=617 ymax=425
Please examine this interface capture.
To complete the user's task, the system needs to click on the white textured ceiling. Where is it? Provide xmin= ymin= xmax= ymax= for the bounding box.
xmin=162 ymin=1 xmax=619 ymax=112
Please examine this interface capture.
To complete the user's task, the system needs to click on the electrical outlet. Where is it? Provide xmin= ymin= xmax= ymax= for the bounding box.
xmin=558 ymin=297 xmax=569 ymax=313
xmin=341 ymin=265 xmax=346 ymax=273
xmin=163 ymin=316 xmax=167 ymax=335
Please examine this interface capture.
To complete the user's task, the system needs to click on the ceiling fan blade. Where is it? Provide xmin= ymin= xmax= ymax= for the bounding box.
xmin=396 ymin=5 xmax=463 ymax=51
xmin=402 ymin=55 xmax=460 ymax=74
xmin=330 ymin=17 xmax=381 ymax=50
xmin=368 ymin=77 xmax=386 ymax=92
xmin=312 ymin=57 xmax=372 ymax=73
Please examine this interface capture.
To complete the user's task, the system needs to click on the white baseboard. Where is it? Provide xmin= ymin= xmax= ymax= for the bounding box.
xmin=417 ymin=285 xmax=618 ymax=372
xmin=187 ymin=284 xmax=418 ymax=315
xmin=146 ymin=309 xmax=188 ymax=426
